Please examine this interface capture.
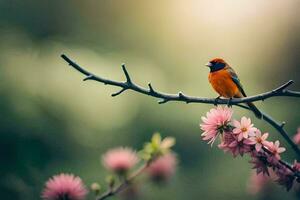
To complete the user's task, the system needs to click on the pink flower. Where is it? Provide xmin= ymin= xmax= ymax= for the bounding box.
xmin=147 ymin=153 xmax=177 ymax=181
xmin=293 ymin=128 xmax=300 ymax=144
xmin=249 ymin=151 xmax=270 ymax=175
xmin=102 ymin=147 xmax=139 ymax=173
xmin=266 ymin=154 xmax=281 ymax=167
xmin=233 ymin=117 xmax=257 ymax=141
xmin=275 ymin=166 xmax=295 ymax=191
xmin=247 ymin=171 xmax=270 ymax=194
xmin=264 ymin=141 xmax=286 ymax=160
xmin=228 ymin=137 xmax=253 ymax=157
xmin=218 ymin=132 xmax=236 ymax=153
xmin=218 ymin=132 xmax=253 ymax=157
xmin=42 ymin=173 xmax=87 ymax=200
xmin=218 ymin=132 xmax=252 ymax=157
xmin=293 ymin=160 xmax=300 ymax=171
xmin=200 ymin=106 xmax=233 ymax=145
xmin=249 ymin=129 xmax=269 ymax=152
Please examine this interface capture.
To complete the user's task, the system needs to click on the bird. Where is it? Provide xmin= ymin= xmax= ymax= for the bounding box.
xmin=205 ymin=58 xmax=262 ymax=119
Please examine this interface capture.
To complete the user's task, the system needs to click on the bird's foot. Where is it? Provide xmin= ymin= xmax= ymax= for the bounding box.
xmin=214 ymin=96 xmax=221 ymax=106
xmin=227 ymin=98 xmax=233 ymax=107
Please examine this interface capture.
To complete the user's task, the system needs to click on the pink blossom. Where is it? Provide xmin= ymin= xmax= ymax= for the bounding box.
xmin=219 ymin=132 xmax=252 ymax=157
xmin=218 ymin=132 xmax=236 ymax=153
xmin=102 ymin=147 xmax=139 ymax=173
xmin=200 ymin=106 xmax=233 ymax=145
xmin=264 ymin=141 xmax=286 ymax=160
xmin=147 ymin=153 xmax=177 ymax=181
xmin=275 ymin=166 xmax=295 ymax=191
xmin=249 ymin=151 xmax=270 ymax=175
xmin=293 ymin=160 xmax=300 ymax=171
xmin=249 ymin=129 xmax=269 ymax=152
xmin=42 ymin=173 xmax=87 ymax=200
xmin=228 ymin=138 xmax=253 ymax=157
xmin=233 ymin=117 xmax=257 ymax=141
xmin=293 ymin=128 xmax=300 ymax=144
xmin=266 ymin=154 xmax=281 ymax=168
xmin=247 ymin=171 xmax=270 ymax=194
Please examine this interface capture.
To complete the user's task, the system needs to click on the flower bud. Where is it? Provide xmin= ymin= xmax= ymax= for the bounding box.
xmin=90 ymin=182 xmax=101 ymax=195
xmin=105 ymin=175 xmax=115 ymax=188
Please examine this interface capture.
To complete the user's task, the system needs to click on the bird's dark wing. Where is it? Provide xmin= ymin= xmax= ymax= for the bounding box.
xmin=226 ymin=66 xmax=247 ymax=97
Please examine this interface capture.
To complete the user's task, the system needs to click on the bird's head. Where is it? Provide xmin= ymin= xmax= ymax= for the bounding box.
xmin=205 ymin=58 xmax=227 ymax=72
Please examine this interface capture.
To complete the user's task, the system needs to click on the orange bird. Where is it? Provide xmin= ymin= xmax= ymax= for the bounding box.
xmin=205 ymin=58 xmax=262 ymax=118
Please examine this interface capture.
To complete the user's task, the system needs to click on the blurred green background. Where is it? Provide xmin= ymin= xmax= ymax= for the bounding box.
xmin=1 ymin=0 xmax=300 ymax=199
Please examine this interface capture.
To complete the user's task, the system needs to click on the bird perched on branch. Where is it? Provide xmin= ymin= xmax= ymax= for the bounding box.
xmin=205 ymin=58 xmax=262 ymax=118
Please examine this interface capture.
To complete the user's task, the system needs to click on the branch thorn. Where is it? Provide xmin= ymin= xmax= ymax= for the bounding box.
xmin=148 ymin=82 xmax=155 ymax=93
xmin=178 ymin=91 xmax=186 ymax=99
xmin=158 ymin=99 xmax=169 ymax=104
xmin=121 ymin=64 xmax=132 ymax=83
xmin=280 ymin=121 xmax=286 ymax=128
xmin=111 ymin=88 xmax=127 ymax=97
xmin=83 ymin=75 xmax=93 ymax=81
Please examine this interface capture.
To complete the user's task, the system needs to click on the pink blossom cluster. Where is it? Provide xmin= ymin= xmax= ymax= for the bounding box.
xmin=41 ymin=134 xmax=177 ymax=200
xmin=102 ymin=147 xmax=177 ymax=182
xmin=42 ymin=173 xmax=88 ymax=200
xmin=247 ymin=170 xmax=271 ymax=194
xmin=200 ymin=106 xmax=300 ymax=191
xmin=102 ymin=147 xmax=139 ymax=174
xmin=147 ymin=153 xmax=177 ymax=182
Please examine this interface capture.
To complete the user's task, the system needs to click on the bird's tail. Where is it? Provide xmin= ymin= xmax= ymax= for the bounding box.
xmin=246 ymin=102 xmax=262 ymax=119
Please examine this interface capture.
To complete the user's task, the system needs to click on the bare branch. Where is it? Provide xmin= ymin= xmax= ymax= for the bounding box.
xmin=237 ymin=105 xmax=300 ymax=158
xmin=61 ymin=54 xmax=90 ymax=76
xmin=61 ymin=54 xmax=300 ymax=106
xmin=275 ymin=80 xmax=294 ymax=91
xmin=111 ymin=88 xmax=127 ymax=97
xmin=61 ymin=54 xmax=300 ymax=157
xmin=262 ymin=147 xmax=300 ymax=178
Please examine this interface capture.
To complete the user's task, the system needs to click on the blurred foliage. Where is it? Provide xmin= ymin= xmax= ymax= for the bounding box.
xmin=140 ymin=132 xmax=175 ymax=161
xmin=0 ymin=0 xmax=300 ymax=199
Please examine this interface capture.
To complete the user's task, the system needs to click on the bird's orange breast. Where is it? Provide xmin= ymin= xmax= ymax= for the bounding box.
xmin=208 ymin=69 xmax=240 ymax=98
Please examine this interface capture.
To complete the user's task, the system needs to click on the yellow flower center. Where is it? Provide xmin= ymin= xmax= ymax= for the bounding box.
xmin=241 ymin=127 xmax=247 ymax=132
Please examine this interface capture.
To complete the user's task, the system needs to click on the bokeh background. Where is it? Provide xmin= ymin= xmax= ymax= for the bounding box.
xmin=1 ymin=0 xmax=300 ymax=199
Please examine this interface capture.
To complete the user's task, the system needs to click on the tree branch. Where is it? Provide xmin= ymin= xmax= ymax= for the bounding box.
xmin=97 ymin=163 xmax=149 ymax=200
xmin=61 ymin=54 xmax=300 ymax=157
xmin=237 ymin=104 xmax=300 ymax=158
xmin=261 ymin=146 xmax=300 ymax=179
xmin=61 ymin=54 xmax=300 ymax=105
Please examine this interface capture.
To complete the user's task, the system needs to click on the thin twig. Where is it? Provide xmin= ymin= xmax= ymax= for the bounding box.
xmin=61 ymin=54 xmax=300 ymax=157
xmin=97 ymin=163 xmax=149 ymax=200
xmin=261 ymin=147 xmax=300 ymax=178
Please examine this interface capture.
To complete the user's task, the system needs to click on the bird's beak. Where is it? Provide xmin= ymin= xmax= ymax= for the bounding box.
xmin=205 ymin=62 xmax=212 ymax=67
